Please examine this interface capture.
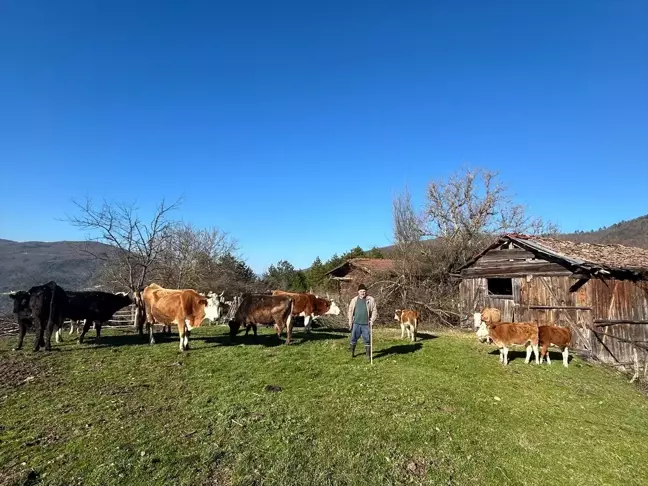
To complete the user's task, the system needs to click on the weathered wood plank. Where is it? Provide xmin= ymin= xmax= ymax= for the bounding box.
xmin=462 ymin=263 xmax=573 ymax=278
xmin=594 ymin=320 xmax=648 ymax=326
xmin=528 ymin=305 xmax=593 ymax=310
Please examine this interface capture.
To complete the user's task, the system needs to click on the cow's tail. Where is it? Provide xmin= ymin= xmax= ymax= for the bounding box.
xmin=47 ymin=281 xmax=57 ymax=335
xmin=284 ymin=298 xmax=294 ymax=338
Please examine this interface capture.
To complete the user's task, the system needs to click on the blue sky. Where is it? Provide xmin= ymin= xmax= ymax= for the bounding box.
xmin=1 ymin=1 xmax=647 ymax=274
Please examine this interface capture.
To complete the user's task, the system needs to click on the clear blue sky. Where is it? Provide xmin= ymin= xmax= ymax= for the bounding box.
xmin=1 ymin=1 xmax=647 ymax=274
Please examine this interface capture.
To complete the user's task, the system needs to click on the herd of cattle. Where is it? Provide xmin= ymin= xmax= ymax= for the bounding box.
xmin=7 ymin=281 xmax=573 ymax=366
xmin=7 ymin=281 xmax=341 ymax=352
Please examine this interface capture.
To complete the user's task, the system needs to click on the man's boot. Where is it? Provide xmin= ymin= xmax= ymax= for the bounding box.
xmin=349 ymin=343 xmax=356 ymax=358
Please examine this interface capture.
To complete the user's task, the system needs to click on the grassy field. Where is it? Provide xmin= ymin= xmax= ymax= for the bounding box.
xmin=1 ymin=323 xmax=647 ymax=485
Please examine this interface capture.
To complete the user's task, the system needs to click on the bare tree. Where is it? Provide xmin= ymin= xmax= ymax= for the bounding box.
xmin=66 ymin=197 xmax=181 ymax=292
xmin=390 ymin=167 xmax=558 ymax=326
xmin=155 ymin=222 xmax=238 ymax=291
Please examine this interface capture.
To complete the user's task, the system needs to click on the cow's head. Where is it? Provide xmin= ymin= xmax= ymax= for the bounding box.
xmin=228 ymin=320 xmax=241 ymax=337
xmin=316 ymin=298 xmax=340 ymax=316
xmin=476 ymin=322 xmax=490 ymax=343
xmin=394 ymin=309 xmax=402 ymax=321
xmin=9 ymin=291 xmax=30 ymax=314
xmin=327 ymin=300 xmax=340 ymax=316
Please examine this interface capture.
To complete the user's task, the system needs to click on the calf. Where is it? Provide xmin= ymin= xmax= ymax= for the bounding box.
xmin=538 ymin=325 xmax=572 ymax=367
xmin=394 ymin=309 xmax=419 ymax=342
xmin=229 ymin=294 xmax=294 ymax=344
xmin=10 ymin=281 xmax=67 ymax=351
xmin=271 ymin=290 xmax=340 ymax=333
xmin=477 ymin=321 xmax=539 ymax=366
xmin=141 ymin=283 xmax=208 ymax=351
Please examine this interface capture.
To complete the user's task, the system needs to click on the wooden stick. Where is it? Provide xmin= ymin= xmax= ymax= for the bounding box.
xmin=370 ymin=323 xmax=373 ymax=365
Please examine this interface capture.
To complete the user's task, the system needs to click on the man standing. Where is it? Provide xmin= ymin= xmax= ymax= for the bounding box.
xmin=348 ymin=283 xmax=378 ymax=360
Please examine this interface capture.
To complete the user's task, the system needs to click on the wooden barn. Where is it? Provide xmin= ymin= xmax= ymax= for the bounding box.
xmin=325 ymin=258 xmax=396 ymax=303
xmin=458 ymin=234 xmax=648 ymax=367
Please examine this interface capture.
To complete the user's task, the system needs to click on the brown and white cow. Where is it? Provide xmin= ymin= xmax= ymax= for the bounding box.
xmin=476 ymin=321 xmax=539 ymax=366
xmin=538 ymin=325 xmax=572 ymax=367
xmin=141 ymin=283 xmax=208 ymax=351
xmin=394 ymin=309 xmax=419 ymax=342
xmin=228 ymin=294 xmax=294 ymax=344
xmin=271 ymin=290 xmax=340 ymax=333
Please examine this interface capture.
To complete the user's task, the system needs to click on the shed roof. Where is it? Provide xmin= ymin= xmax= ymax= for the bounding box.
xmin=325 ymin=258 xmax=396 ymax=278
xmin=459 ymin=234 xmax=648 ymax=280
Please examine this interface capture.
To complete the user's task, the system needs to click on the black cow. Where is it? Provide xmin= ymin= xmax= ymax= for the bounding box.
xmin=9 ymin=281 xmax=67 ymax=351
xmin=65 ymin=291 xmax=134 ymax=343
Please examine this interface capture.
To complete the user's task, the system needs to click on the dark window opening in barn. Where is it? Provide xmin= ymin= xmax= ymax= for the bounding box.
xmin=487 ymin=278 xmax=513 ymax=297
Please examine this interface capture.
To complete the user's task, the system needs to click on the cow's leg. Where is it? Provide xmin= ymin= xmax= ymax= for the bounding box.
xmin=562 ymin=347 xmax=569 ymax=367
xmin=14 ymin=320 xmax=27 ymax=351
xmin=78 ymin=319 xmax=93 ymax=344
xmin=33 ymin=318 xmax=45 ymax=352
xmin=285 ymin=315 xmax=293 ymax=345
xmin=184 ymin=327 xmax=191 ymax=350
xmin=44 ymin=322 xmax=54 ymax=351
xmin=148 ymin=322 xmax=156 ymax=345
xmin=178 ymin=321 xmax=187 ymax=352
xmin=525 ymin=344 xmax=532 ymax=364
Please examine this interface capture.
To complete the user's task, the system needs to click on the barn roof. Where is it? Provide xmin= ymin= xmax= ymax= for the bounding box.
xmin=459 ymin=233 xmax=648 ymax=280
xmin=325 ymin=258 xmax=397 ymax=278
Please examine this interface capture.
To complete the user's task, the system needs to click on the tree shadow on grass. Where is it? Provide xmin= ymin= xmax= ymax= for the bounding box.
xmin=373 ymin=342 xmax=423 ymax=359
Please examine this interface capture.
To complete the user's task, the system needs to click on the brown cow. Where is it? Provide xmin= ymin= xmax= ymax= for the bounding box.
xmin=538 ymin=325 xmax=572 ymax=367
xmin=271 ymin=290 xmax=340 ymax=333
xmin=229 ymin=294 xmax=294 ymax=344
xmin=141 ymin=283 xmax=208 ymax=351
xmin=394 ymin=309 xmax=419 ymax=342
xmin=476 ymin=321 xmax=539 ymax=366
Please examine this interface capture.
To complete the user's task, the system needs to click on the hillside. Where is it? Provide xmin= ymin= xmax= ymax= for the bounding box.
xmin=0 ymin=239 xmax=113 ymax=313
xmin=377 ymin=213 xmax=648 ymax=256
xmin=562 ymin=214 xmax=648 ymax=248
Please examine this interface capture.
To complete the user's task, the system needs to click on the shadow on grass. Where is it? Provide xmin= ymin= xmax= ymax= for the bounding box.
xmin=202 ymin=328 xmax=347 ymax=348
xmin=487 ymin=348 xmax=573 ymax=364
xmin=374 ymin=342 xmax=423 ymax=359
xmin=74 ymin=331 xmax=175 ymax=349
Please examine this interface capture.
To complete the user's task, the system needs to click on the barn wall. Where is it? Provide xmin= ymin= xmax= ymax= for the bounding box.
xmin=587 ymin=279 xmax=648 ymax=364
xmin=462 ymin=269 xmax=648 ymax=364
xmin=459 ymin=277 xmax=519 ymax=322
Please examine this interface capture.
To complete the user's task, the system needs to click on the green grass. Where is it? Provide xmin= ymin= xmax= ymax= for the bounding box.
xmin=1 ymin=324 xmax=647 ymax=485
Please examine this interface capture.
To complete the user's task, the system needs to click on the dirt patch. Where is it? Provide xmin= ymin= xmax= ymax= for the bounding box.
xmin=0 ymin=466 xmax=38 ymax=486
xmin=0 ymin=352 xmax=50 ymax=394
xmin=404 ymin=456 xmax=430 ymax=479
